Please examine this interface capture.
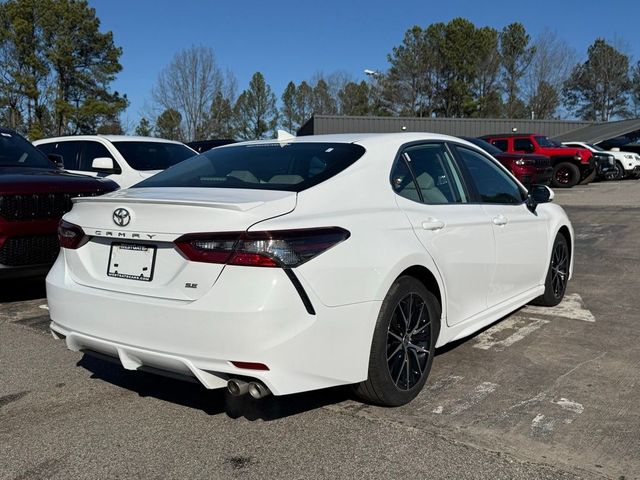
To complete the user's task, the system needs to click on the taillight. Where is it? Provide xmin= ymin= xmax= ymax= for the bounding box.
xmin=174 ymin=227 xmax=350 ymax=268
xmin=58 ymin=220 xmax=88 ymax=249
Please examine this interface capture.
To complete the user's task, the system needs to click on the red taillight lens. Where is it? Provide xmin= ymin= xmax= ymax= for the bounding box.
xmin=174 ymin=227 xmax=350 ymax=268
xmin=58 ymin=219 xmax=88 ymax=249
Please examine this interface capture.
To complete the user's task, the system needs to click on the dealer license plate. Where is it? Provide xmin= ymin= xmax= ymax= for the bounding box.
xmin=107 ymin=243 xmax=156 ymax=282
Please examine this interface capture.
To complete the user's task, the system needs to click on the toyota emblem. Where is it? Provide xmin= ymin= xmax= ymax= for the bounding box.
xmin=113 ymin=208 xmax=131 ymax=227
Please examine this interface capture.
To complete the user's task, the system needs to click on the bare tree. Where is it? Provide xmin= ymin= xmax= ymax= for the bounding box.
xmin=525 ymin=30 xmax=576 ymax=119
xmin=152 ymin=46 xmax=235 ymax=141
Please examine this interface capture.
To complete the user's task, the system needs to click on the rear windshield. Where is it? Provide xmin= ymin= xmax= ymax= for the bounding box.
xmin=112 ymin=141 xmax=196 ymax=171
xmin=133 ymin=142 xmax=366 ymax=192
xmin=0 ymin=131 xmax=53 ymax=168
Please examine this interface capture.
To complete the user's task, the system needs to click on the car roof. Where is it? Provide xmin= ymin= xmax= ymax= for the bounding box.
xmin=34 ymin=135 xmax=185 ymax=145
xmin=231 ymin=132 xmax=479 ymax=149
xmin=480 ymin=133 xmax=543 ymax=138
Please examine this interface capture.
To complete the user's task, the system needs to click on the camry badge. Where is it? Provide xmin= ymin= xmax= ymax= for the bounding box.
xmin=113 ymin=208 xmax=131 ymax=227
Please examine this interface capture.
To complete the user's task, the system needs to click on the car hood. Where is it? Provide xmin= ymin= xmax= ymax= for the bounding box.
xmin=0 ymin=167 xmax=117 ymax=194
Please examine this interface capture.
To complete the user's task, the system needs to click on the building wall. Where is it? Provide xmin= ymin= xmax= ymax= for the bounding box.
xmin=299 ymin=115 xmax=591 ymax=138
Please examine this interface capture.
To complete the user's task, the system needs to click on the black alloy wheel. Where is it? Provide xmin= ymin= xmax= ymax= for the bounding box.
xmin=353 ymin=276 xmax=439 ymax=406
xmin=550 ymin=239 xmax=569 ymax=299
xmin=531 ymin=233 xmax=570 ymax=307
xmin=386 ymin=293 xmax=431 ymax=391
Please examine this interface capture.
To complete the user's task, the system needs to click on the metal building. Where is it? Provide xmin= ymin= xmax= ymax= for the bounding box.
xmin=297 ymin=115 xmax=592 ymax=138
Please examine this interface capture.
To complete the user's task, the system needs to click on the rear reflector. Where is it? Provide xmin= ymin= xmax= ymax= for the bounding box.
xmin=231 ymin=361 xmax=270 ymax=371
xmin=58 ymin=220 xmax=89 ymax=249
xmin=174 ymin=227 xmax=350 ymax=268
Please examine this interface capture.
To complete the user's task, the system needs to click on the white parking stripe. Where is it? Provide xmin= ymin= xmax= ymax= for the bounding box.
xmin=473 ymin=316 xmax=549 ymax=350
xmin=523 ymin=293 xmax=595 ymax=322
xmin=448 ymin=382 xmax=499 ymax=415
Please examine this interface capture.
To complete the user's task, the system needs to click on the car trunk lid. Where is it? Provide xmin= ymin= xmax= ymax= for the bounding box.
xmin=62 ymin=187 xmax=296 ymax=300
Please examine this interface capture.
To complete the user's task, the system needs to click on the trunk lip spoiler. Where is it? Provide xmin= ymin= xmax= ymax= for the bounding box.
xmin=71 ymin=196 xmax=261 ymax=212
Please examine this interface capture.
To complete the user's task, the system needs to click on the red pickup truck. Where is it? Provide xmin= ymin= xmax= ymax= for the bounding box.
xmin=0 ymin=127 xmax=117 ymax=279
xmin=480 ymin=133 xmax=595 ymax=188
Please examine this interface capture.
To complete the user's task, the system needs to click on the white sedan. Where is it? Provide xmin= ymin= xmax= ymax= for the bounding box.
xmin=47 ymin=133 xmax=573 ymax=406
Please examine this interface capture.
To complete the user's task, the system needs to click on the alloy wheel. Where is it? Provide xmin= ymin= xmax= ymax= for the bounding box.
xmin=555 ymin=168 xmax=571 ymax=185
xmin=386 ymin=293 xmax=431 ymax=391
xmin=551 ymin=241 xmax=568 ymax=298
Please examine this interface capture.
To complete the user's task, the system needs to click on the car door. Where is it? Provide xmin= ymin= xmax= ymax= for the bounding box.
xmin=452 ymin=144 xmax=548 ymax=307
xmin=391 ymin=142 xmax=495 ymax=326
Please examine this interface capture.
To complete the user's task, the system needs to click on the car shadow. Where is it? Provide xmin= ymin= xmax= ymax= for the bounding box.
xmin=77 ymin=354 xmax=352 ymax=420
xmin=0 ymin=277 xmax=47 ymax=303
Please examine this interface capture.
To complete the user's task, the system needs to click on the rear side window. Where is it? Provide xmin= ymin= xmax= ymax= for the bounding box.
xmin=391 ymin=143 xmax=467 ymax=204
xmin=490 ymin=139 xmax=508 ymax=151
xmin=134 ymin=142 xmax=366 ymax=192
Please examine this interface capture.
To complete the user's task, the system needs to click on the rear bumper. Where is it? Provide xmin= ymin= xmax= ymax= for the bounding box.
xmin=46 ymin=256 xmax=380 ymax=395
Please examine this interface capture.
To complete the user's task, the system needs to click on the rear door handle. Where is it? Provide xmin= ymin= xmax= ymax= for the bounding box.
xmin=492 ymin=215 xmax=508 ymax=226
xmin=421 ymin=218 xmax=445 ymax=231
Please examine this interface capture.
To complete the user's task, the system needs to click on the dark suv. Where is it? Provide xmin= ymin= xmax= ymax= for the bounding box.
xmin=0 ymin=128 xmax=117 ymax=278
xmin=481 ymin=134 xmax=595 ymax=188
xmin=461 ymin=137 xmax=552 ymax=188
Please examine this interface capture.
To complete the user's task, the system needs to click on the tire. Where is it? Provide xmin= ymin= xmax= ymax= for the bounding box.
xmin=353 ymin=276 xmax=440 ymax=407
xmin=578 ymin=168 xmax=596 ymax=185
xmin=551 ymin=162 xmax=581 ymax=188
xmin=531 ymin=234 xmax=570 ymax=307
xmin=611 ymin=162 xmax=625 ymax=181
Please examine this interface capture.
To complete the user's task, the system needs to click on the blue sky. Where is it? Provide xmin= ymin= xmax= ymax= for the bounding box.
xmin=89 ymin=0 xmax=640 ymax=125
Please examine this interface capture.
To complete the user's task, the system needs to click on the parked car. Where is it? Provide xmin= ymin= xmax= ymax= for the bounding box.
xmin=481 ymin=133 xmax=594 ymax=188
xmin=47 ymin=133 xmax=573 ymax=407
xmin=0 ymin=127 xmax=117 ymax=279
xmin=561 ymin=142 xmax=617 ymax=181
xmin=187 ymin=139 xmax=236 ymax=153
xmin=34 ymin=135 xmax=197 ymax=188
xmin=460 ymin=137 xmax=552 ymax=188
xmin=597 ymin=145 xmax=640 ymax=180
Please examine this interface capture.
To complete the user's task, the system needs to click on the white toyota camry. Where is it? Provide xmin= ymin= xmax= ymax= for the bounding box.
xmin=47 ymin=133 xmax=573 ymax=406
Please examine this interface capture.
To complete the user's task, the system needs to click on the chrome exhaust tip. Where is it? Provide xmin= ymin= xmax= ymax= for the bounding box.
xmin=248 ymin=381 xmax=271 ymax=399
xmin=227 ymin=379 xmax=249 ymax=396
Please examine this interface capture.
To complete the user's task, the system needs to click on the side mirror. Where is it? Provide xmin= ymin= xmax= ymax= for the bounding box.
xmin=91 ymin=157 xmax=115 ymax=171
xmin=526 ymin=184 xmax=554 ymax=212
xmin=47 ymin=153 xmax=64 ymax=168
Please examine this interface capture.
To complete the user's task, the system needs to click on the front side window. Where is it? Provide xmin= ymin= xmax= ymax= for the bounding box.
xmin=80 ymin=142 xmax=118 ymax=172
xmin=134 ymin=142 xmax=366 ymax=192
xmin=455 ymin=146 xmax=525 ymax=204
xmin=514 ymin=138 xmax=535 ymax=153
xmin=391 ymin=143 xmax=467 ymax=204
xmin=111 ymin=141 xmax=196 ymax=171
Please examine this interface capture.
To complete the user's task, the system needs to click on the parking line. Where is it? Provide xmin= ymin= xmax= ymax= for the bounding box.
xmin=523 ymin=293 xmax=595 ymax=322
xmin=473 ymin=316 xmax=549 ymax=350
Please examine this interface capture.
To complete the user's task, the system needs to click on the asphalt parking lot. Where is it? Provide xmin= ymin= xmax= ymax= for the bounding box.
xmin=1 ymin=179 xmax=639 ymax=480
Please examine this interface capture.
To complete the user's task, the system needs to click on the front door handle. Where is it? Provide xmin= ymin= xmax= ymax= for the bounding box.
xmin=492 ymin=215 xmax=508 ymax=226
xmin=422 ymin=218 xmax=445 ymax=231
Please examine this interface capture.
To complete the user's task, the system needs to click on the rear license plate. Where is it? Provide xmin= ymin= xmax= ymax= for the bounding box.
xmin=107 ymin=243 xmax=157 ymax=282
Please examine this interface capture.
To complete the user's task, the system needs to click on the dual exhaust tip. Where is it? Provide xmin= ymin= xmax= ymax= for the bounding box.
xmin=227 ymin=379 xmax=271 ymax=399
